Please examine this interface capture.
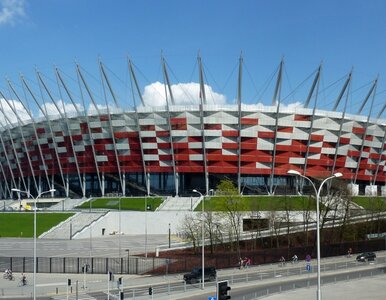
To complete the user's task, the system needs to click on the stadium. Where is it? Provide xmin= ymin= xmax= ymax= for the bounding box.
xmin=0 ymin=58 xmax=385 ymax=199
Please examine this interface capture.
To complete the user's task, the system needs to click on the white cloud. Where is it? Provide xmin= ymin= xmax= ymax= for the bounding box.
xmin=142 ymin=82 xmax=227 ymax=107
xmin=0 ymin=0 xmax=26 ymax=26
xmin=281 ymin=101 xmax=303 ymax=109
xmin=40 ymin=100 xmax=81 ymax=118
xmin=0 ymin=98 xmax=30 ymax=125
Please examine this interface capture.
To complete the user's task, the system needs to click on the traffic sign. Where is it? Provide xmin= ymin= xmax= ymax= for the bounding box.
xmin=209 ymin=297 xmax=217 ymax=300
xmin=306 ymin=264 xmax=311 ymax=272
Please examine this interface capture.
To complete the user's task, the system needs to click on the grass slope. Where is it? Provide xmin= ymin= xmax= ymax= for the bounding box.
xmin=195 ymin=195 xmax=315 ymax=211
xmin=76 ymin=197 xmax=163 ymax=211
xmin=0 ymin=213 xmax=74 ymax=237
xmin=352 ymin=196 xmax=386 ymax=210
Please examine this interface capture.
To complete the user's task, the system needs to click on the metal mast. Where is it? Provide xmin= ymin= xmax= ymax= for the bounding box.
xmin=76 ymin=64 xmax=103 ymax=196
xmin=198 ymin=53 xmax=209 ymax=194
xmin=353 ymin=77 xmax=378 ymax=184
xmin=99 ymin=61 xmax=125 ymax=195
xmin=269 ymin=59 xmax=284 ymax=195
xmin=128 ymin=58 xmax=150 ymax=195
xmin=0 ymin=90 xmax=38 ymax=193
xmin=237 ymin=53 xmax=243 ymax=194
xmin=300 ymin=64 xmax=322 ymax=192
xmin=55 ymin=67 xmax=87 ymax=196
xmin=162 ymin=55 xmax=179 ymax=195
xmin=331 ymin=71 xmax=353 ymax=176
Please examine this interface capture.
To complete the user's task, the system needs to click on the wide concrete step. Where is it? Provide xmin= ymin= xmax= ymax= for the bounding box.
xmin=157 ymin=196 xmax=200 ymax=211
xmin=41 ymin=212 xmax=106 ymax=239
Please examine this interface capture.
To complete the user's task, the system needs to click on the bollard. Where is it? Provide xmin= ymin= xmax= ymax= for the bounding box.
xmin=56 ymin=287 xmax=58 ymax=294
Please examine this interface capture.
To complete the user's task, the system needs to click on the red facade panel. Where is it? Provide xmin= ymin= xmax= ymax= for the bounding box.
xmin=222 ymin=130 xmax=239 ymax=137
xmin=241 ymin=118 xmax=258 ymax=125
xmin=258 ymin=132 xmax=275 ymax=139
xmin=352 ymin=127 xmax=365 ymax=135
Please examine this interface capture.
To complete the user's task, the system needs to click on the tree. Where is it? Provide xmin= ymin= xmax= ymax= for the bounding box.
xmin=178 ymin=213 xmax=201 ymax=253
xmin=205 ymin=210 xmax=224 ymax=254
xmin=216 ymin=179 xmax=245 ymax=258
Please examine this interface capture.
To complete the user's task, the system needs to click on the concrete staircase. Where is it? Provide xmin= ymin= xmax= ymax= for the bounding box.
xmin=157 ymin=196 xmax=201 ymax=211
xmin=45 ymin=197 xmax=91 ymax=211
xmin=40 ymin=212 xmax=107 ymax=239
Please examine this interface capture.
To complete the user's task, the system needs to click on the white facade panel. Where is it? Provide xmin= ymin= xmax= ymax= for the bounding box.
xmin=190 ymin=154 xmax=203 ymax=160
xmin=289 ymin=157 xmax=305 ymax=164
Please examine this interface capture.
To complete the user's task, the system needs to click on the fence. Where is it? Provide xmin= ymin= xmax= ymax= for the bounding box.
xmin=0 ymin=238 xmax=384 ymax=276
xmin=121 ymin=257 xmax=386 ymax=299
xmin=0 ymin=256 xmax=171 ymax=275
xmin=161 ymin=238 xmax=386 ymax=275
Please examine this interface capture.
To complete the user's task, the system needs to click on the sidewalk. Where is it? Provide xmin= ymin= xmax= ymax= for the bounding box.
xmin=1 ymin=251 xmax=385 ymax=299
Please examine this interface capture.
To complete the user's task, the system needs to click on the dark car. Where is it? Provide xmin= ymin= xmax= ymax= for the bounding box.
xmin=183 ymin=267 xmax=216 ymax=284
xmin=356 ymin=252 xmax=376 ymax=262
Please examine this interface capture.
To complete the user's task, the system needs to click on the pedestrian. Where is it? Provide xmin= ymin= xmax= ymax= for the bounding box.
xmin=292 ymin=254 xmax=298 ymax=263
xmin=239 ymin=257 xmax=244 ymax=269
xmin=279 ymin=256 xmax=286 ymax=267
xmin=21 ymin=273 xmax=27 ymax=286
xmin=245 ymin=257 xmax=251 ymax=268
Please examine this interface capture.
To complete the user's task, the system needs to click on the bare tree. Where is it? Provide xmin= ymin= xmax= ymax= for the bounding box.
xmin=216 ymin=179 xmax=245 ymax=258
xmin=302 ymin=195 xmax=313 ymax=246
xmin=204 ymin=211 xmax=224 ymax=254
xmin=178 ymin=213 xmax=201 ymax=253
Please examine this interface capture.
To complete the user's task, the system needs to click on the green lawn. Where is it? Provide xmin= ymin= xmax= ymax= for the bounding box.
xmin=76 ymin=197 xmax=163 ymax=211
xmin=352 ymin=196 xmax=386 ymax=210
xmin=195 ymin=195 xmax=315 ymax=211
xmin=0 ymin=213 xmax=74 ymax=237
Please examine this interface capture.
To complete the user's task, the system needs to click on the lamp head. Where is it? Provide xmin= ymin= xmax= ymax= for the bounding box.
xmin=192 ymin=189 xmax=198 ymax=193
xmin=49 ymin=189 xmax=56 ymax=193
xmin=287 ymin=170 xmax=301 ymax=176
xmin=11 ymin=188 xmax=21 ymax=192
xmin=334 ymin=172 xmax=343 ymax=178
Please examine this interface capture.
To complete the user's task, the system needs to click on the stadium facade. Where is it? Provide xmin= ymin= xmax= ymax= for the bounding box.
xmin=0 ymin=59 xmax=385 ymax=199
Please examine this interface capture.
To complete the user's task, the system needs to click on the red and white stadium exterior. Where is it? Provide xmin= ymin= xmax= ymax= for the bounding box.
xmin=0 ymin=104 xmax=385 ymax=199
xmin=0 ymin=60 xmax=385 ymax=198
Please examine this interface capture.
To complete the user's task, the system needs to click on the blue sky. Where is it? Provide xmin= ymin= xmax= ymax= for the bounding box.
xmin=0 ymin=0 xmax=385 ymax=117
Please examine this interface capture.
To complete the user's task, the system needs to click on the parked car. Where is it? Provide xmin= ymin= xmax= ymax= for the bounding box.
xmin=356 ymin=252 xmax=376 ymax=262
xmin=183 ymin=267 xmax=216 ymax=284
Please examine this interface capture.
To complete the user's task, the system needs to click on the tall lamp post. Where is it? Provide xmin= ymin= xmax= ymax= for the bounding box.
xmin=11 ymin=188 xmax=56 ymax=300
xmin=287 ymin=170 xmax=342 ymax=300
xmin=192 ymin=189 xmax=205 ymax=290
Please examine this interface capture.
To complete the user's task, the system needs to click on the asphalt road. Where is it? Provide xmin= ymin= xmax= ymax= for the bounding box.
xmin=1 ymin=251 xmax=385 ymax=299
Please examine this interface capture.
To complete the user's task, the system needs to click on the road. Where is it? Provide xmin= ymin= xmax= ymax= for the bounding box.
xmin=1 ymin=251 xmax=385 ymax=299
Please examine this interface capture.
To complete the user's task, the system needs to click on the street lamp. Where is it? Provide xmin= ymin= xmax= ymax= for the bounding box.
xmin=118 ymin=196 xmax=122 ymax=259
xmin=11 ymin=188 xmax=56 ymax=300
xmin=287 ymin=170 xmax=342 ymax=300
xmin=192 ymin=189 xmax=205 ymax=290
